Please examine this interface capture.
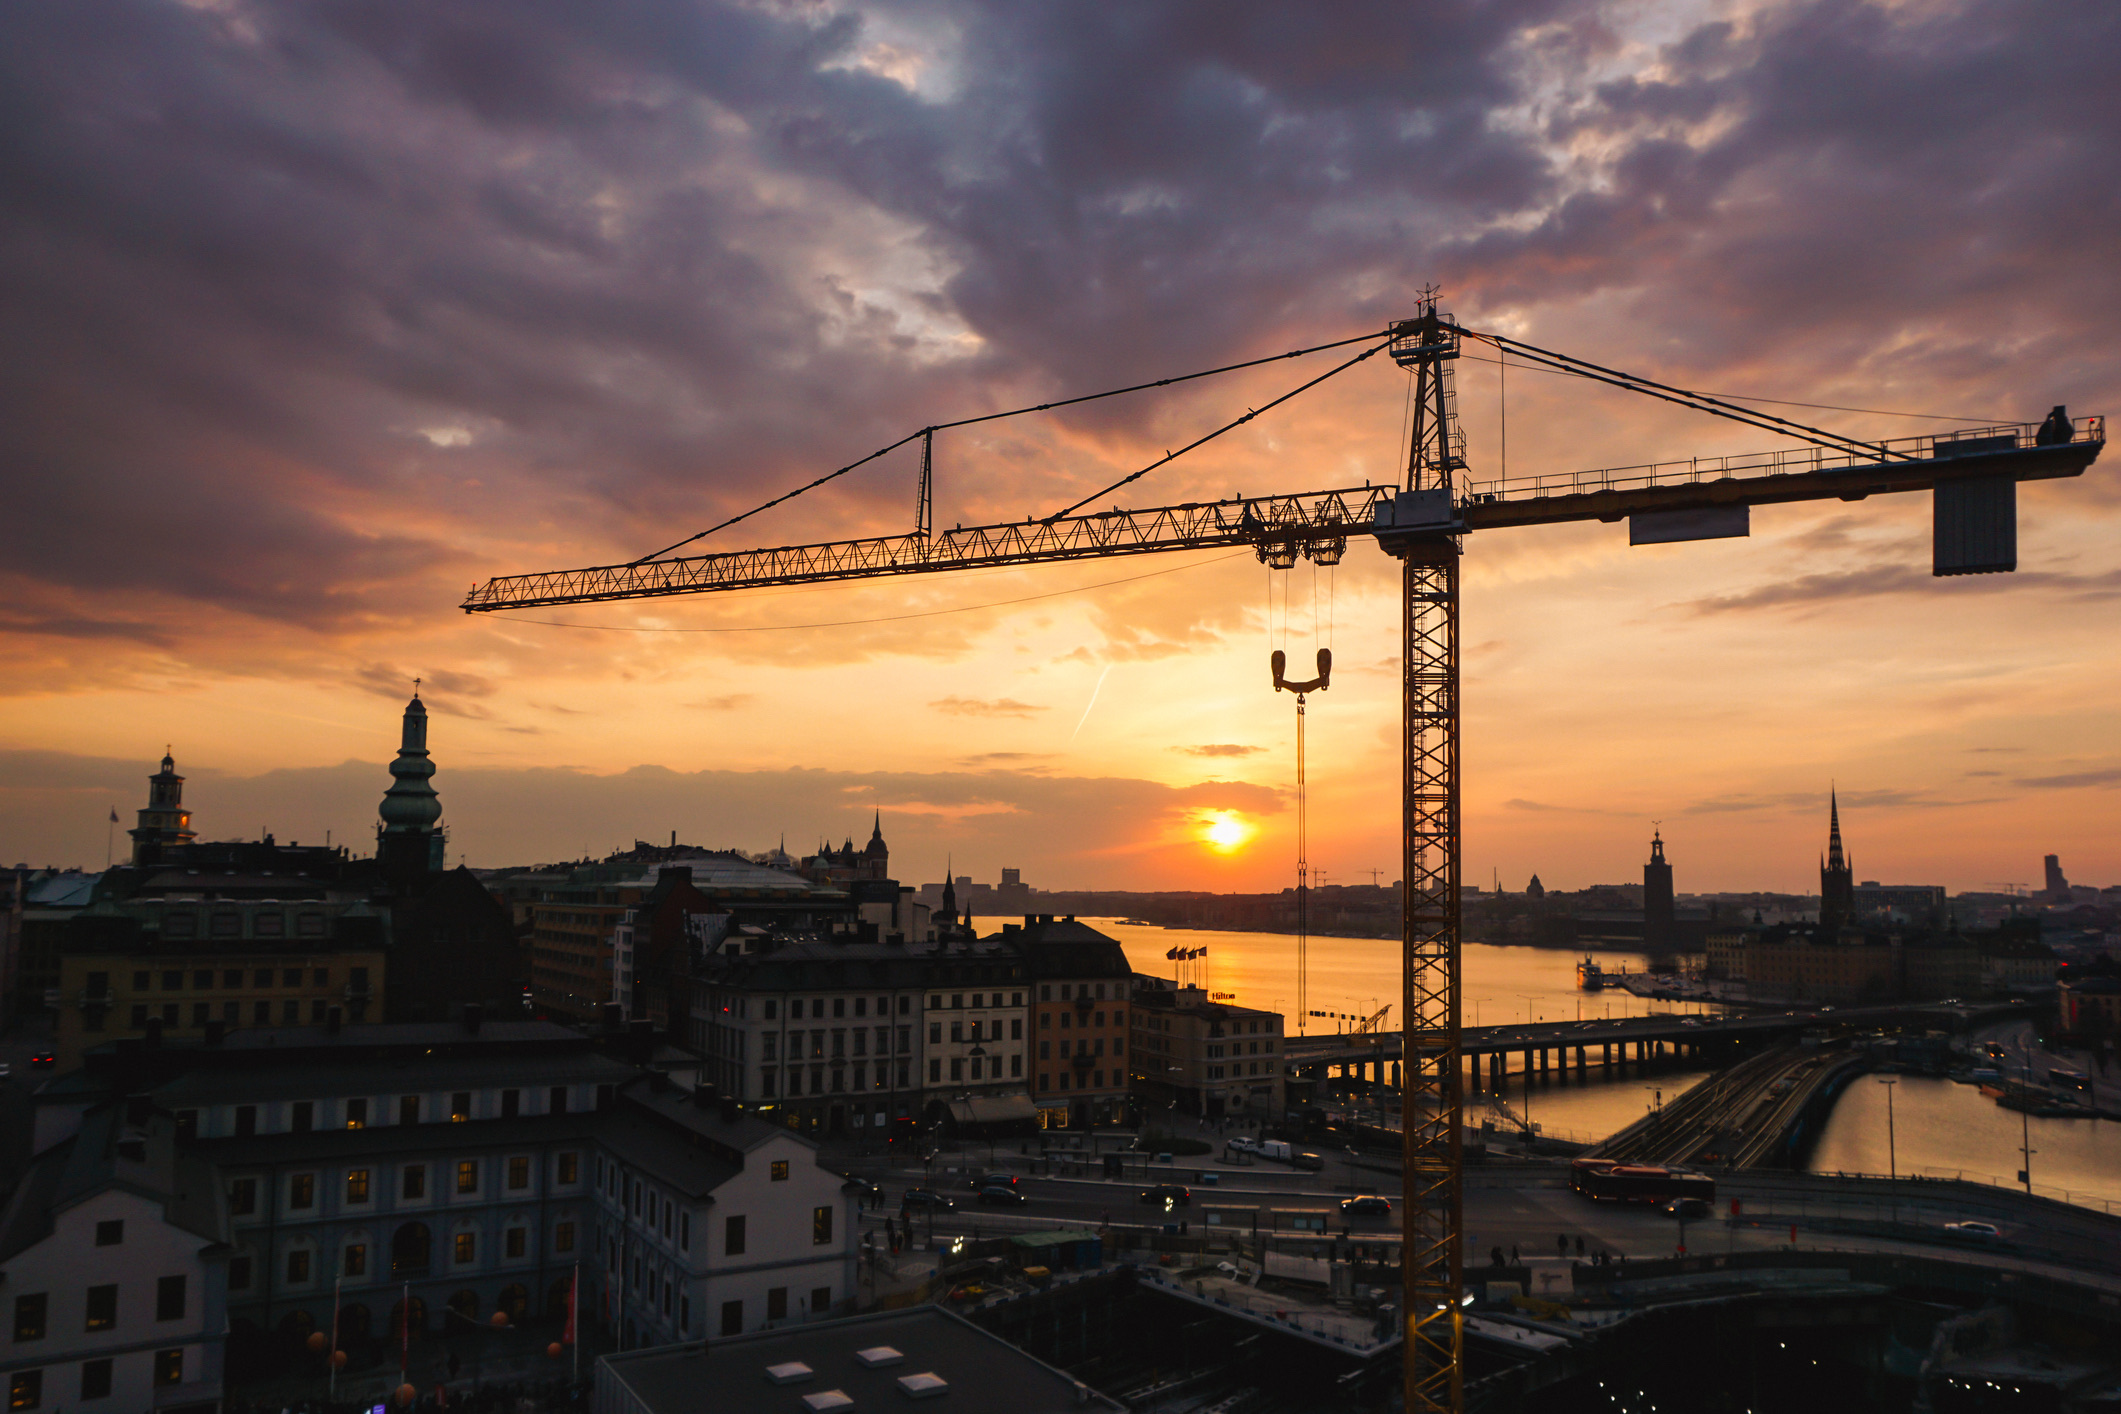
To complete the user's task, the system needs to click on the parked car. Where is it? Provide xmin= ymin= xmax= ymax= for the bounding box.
xmin=28 ymin=1052 xmax=55 ymax=1071
xmin=1661 ymin=1197 xmax=1711 ymax=1219
xmin=1341 ymin=1196 xmax=1393 ymax=1216
xmin=977 ymin=1184 xmax=1028 ymax=1207
xmin=1226 ymin=1137 xmax=1260 ymax=1154
xmin=1943 ymin=1220 xmax=1999 ymax=1238
xmin=1139 ymin=1184 xmax=1192 ymax=1208
xmin=901 ymin=1188 xmax=955 ymax=1212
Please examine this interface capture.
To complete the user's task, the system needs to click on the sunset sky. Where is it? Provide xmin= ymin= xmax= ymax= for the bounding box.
xmin=3 ymin=0 xmax=2116 ymax=894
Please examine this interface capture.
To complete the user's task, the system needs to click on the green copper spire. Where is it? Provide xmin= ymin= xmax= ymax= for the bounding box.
xmin=379 ymin=688 xmax=442 ymax=834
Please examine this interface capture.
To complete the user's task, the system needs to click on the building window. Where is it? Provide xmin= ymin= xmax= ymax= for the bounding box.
xmin=1012 ymin=1054 xmax=1023 ymax=1077
xmin=79 ymin=1360 xmax=112 ymax=1401
xmin=286 ymin=1250 xmax=310 ymax=1283
xmin=403 ymin=1165 xmax=426 ymax=1200
xmin=454 ymin=1233 xmax=475 ymax=1264
xmin=949 ymin=1058 xmax=963 ymax=1081
xmin=281 ymin=1000 xmax=299 ymax=1023
xmin=227 ymin=1257 xmax=251 ymax=1291
xmin=679 ymin=1212 xmax=690 ymax=1250
xmin=344 ymin=1244 xmax=367 ymax=1277
xmin=155 ymin=1276 xmax=185 ymax=1322
xmin=400 ymin=1095 xmax=421 ymax=1126
xmin=549 ymin=1086 xmax=568 ymax=1114
xmin=770 ymin=1161 xmax=788 ymax=1182
xmin=130 ymin=1005 xmax=148 ymax=1029
xmin=501 ymin=1089 xmax=521 ymax=1119
xmin=292 ymin=1100 xmax=314 ymax=1133
xmin=812 ymin=1206 xmax=832 ymax=1246
xmin=724 ymin=1216 xmax=745 ymax=1256
xmin=252 ymin=1001 xmax=270 ymax=1024
xmin=811 ymin=1286 xmax=831 ymax=1315
xmin=554 ymin=1222 xmax=575 ymax=1253
xmin=13 ymin=1294 xmax=46 ymax=1342
xmin=505 ymin=1228 xmax=526 ymax=1259
xmin=10 ymin=1370 xmax=41 ymax=1411
xmin=229 ymin=1178 xmax=257 ymax=1215
xmin=289 ymin=1173 xmax=315 ymax=1209
xmin=191 ymin=1002 xmax=211 ymax=1026
xmin=929 ymin=1059 xmax=941 ymax=1083
xmin=557 ymin=1152 xmax=579 ymax=1184
xmin=346 ymin=1169 xmax=371 ymax=1203
xmin=153 ymin=1350 xmax=183 ymax=1388
xmin=767 ymin=1288 xmax=787 ymax=1321
xmin=456 ymin=1161 xmax=478 ymax=1195
xmin=346 ymin=1097 xmax=368 ymax=1129
xmin=508 ymin=1157 xmax=530 ymax=1190
xmin=94 ymin=1220 xmax=123 ymax=1246
xmin=721 ymin=1300 xmax=742 ymax=1336
xmin=451 ymin=1093 xmax=471 ymax=1122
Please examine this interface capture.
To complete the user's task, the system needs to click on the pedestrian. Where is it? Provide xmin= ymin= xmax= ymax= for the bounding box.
xmin=1575 ymin=1236 xmax=1586 ymax=1258
xmin=1557 ymin=1233 xmax=1568 ymax=1258
xmin=1510 ymin=1244 xmax=1519 ymax=1264
xmin=1490 ymin=1246 xmax=1505 ymax=1268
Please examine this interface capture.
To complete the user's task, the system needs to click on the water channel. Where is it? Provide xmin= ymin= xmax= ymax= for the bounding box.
xmin=1088 ymin=920 xmax=2121 ymax=1206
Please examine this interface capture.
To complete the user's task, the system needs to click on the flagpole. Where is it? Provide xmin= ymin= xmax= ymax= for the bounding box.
xmin=570 ymin=1262 xmax=580 ymax=1383
xmin=107 ymin=807 xmax=117 ymax=869
xmin=330 ymin=1275 xmax=342 ymax=1402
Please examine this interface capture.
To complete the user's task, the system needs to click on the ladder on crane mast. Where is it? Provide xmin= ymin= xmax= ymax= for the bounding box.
xmin=462 ymin=297 xmax=2104 ymax=1414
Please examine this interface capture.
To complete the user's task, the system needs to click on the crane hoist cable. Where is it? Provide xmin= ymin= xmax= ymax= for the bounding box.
xmin=1268 ymin=552 xmax=1335 ymax=1036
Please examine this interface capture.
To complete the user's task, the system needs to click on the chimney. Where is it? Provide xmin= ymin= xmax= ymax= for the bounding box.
xmin=719 ymin=1095 xmax=741 ymax=1123
xmin=143 ymin=1017 xmax=164 ymax=1049
xmin=693 ymin=1082 xmax=718 ymax=1109
xmin=203 ymin=1019 xmax=227 ymax=1046
xmin=325 ymin=1006 xmax=343 ymax=1035
xmin=462 ymin=1002 xmax=484 ymax=1035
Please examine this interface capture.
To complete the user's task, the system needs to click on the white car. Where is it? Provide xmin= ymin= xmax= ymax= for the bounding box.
xmin=1943 ymin=1220 xmax=1999 ymax=1238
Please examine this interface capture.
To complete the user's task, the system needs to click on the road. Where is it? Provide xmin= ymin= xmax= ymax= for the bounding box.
xmin=836 ymin=1143 xmax=2121 ymax=1284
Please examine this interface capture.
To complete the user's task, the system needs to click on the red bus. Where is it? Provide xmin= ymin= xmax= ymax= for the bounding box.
xmin=1570 ymin=1157 xmax=1716 ymax=1205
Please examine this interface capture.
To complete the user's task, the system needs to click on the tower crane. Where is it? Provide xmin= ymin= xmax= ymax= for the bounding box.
xmin=462 ymin=297 xmax=2104 ymax=1413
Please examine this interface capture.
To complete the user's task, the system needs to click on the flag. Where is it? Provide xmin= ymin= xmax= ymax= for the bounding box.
xmin=1165 ymin=947 xmax=1180 ymax=960
xmin=1198 ymin=946 xmax=1209 ymax=956
xmin=109 ymin=807 xmax=119 ymax=823
xmin=562 ymin=1265 xmax=577 ymax=1346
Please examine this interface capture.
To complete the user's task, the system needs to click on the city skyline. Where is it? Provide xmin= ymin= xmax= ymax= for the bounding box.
xmin=6 ymin=722 xmax=2107 ymax=901
xmin=2 ymin=2 xmax=2116 ymax=894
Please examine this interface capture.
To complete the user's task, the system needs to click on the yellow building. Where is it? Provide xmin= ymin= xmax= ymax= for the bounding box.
xmin=1129 ymin=978 xmax=1284 ymax=1120
xmin=54 ymin=898 xmax=386 ymax=1070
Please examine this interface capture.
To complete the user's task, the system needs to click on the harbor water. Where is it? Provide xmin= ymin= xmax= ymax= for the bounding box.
xmin=1090 ymin=920 xmax=2121 ymax=1200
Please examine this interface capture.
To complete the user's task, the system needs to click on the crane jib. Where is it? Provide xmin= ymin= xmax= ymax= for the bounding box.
xmin=461 ymin=426 xmax=2100 ymax=613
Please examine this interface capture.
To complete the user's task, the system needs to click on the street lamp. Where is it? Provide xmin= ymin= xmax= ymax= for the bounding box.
xmin=1516 ymin=996 xmax=1539 ymax=1141
xmin=1876 ymin=1076 xmax=1898 ymax=1226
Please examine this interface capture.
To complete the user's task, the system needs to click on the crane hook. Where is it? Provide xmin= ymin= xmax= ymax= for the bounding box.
xmin=1271 ymin=647 xmax=1332 ymax=695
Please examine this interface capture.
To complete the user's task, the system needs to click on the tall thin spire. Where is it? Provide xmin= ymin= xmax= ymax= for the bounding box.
xmin=1825 ymin=787 xmax=1846 ymax=871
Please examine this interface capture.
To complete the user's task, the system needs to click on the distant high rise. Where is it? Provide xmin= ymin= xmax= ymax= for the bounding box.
xmin=1643 ymin=829 xmax=1675 ymax=952
xmin=2044 ymin=853 xmax=2070 ymax=900
xmin=377 ymin=687 xmax=444 ymax=887
xmin=127 ymin=750 xmax=197 ymax=866
xmin=1819 ymin=790 xmax=1855 ymax=933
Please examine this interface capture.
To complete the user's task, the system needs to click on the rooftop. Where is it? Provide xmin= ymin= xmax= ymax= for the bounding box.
xmin=597 ymin=1308 xmax=1122 ymax=1414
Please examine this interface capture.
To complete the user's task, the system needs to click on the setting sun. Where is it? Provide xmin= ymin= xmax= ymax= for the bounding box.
xmin=1199 ymin=810 xmax=1255 ymax=853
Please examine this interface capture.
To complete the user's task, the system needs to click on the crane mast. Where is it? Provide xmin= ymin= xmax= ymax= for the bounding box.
xmin=462 ymin=303 xmax=2104 ymax=1414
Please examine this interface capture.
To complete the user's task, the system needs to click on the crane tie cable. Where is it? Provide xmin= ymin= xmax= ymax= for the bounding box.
xmin=1043 ymin=336 xmax=1394 ymax=520
xmin=632 ymin=328 xmax=1390 ymax=564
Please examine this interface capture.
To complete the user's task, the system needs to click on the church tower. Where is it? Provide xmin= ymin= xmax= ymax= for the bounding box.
xmin=377 ymin=687 xmax=444 ymax=888
xmin=861 ymin=810 xmax=889 ymax=880
xmin=128 ymin=750 xmax=197 ymax=866
xmin=1819 ymin=790 xmax=1855 ymax=934
xmin=1643 ymin=829 xmax=1675 ymax=953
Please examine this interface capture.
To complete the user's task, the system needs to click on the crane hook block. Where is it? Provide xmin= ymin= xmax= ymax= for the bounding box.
xmin=1272 ymin=647 xmax=1332 ymax=695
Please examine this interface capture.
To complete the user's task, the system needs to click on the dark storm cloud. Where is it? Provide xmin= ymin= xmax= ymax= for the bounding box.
xmin=2 ymin=0 xmax=2115 ymax=671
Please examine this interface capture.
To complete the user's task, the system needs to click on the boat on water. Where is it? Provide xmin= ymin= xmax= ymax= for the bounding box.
xmin=1577 ymin=956 xmax=1605 ymax=990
